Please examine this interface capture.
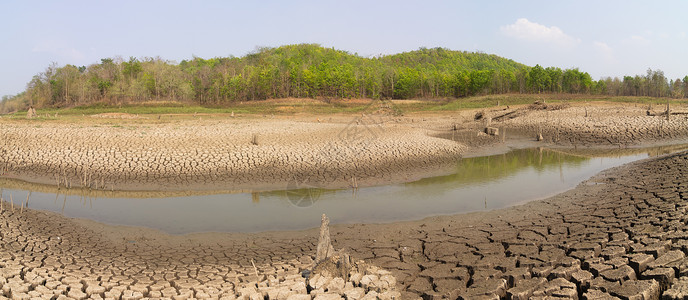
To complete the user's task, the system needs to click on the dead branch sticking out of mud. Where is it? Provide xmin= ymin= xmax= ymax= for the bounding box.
xmin=528 ymin=101 xmax=571 ymax=111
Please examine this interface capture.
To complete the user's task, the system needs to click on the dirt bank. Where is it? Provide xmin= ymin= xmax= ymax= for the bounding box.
xmin=2 ymin=102 xmax=687 ymax=192
xmin=498 ymin=102 xmax=688 ymax=146
xmin=2 ymin=148 xmax=688 ymax=298
xmin=0 ymin=116 xmax=464 ymax=192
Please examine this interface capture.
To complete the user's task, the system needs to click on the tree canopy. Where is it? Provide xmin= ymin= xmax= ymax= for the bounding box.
xmin=2 ymin=44 xmax=687 ymax=112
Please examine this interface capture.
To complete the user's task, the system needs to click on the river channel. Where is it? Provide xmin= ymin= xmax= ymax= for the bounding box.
xmin=1 ymin=144 xmax=686 ymax=234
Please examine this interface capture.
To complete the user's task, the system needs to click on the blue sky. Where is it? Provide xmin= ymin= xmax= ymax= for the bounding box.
xmin=1 ymin=0 xmax=687 ymax=97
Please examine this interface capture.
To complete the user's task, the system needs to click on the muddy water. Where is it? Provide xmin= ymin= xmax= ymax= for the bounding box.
xmin=1 ymin=145 xmax=686 ymax=234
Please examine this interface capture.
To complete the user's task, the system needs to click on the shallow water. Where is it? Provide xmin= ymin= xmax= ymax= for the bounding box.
xmin=1 ymin=145 xmax=686 ymax=234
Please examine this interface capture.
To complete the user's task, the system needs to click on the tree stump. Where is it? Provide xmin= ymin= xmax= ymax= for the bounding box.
xmin=315 ymin=214 xmax=335 ymax=263
xmin=26 ymin=107 xmax=37 ymax=119
xmin=485 ymin=127 xmax=499 ymax=136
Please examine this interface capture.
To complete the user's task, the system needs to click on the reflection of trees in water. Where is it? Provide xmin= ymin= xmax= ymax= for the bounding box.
xmin=4 ymin=144 xmax=686 ymax=211
xmin=407 ymin=144 xmax=688 ymax=188
xmin=406 ymin=148 xmax=589 ymax=188
xmin=551 ymin=144 xmax=688 ymax=158
xmin=261 ymin=186 xmax=340 ymax=208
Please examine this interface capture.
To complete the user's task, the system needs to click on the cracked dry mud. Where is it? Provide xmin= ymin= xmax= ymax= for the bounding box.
xmin=329 ymin=151 xmax=688 ymax=299
xmin=2 ymin=150 xmax=688 ymax=299
xmin=501 ymin=105 xmax=688 ymax=146
xmin=2 ymin=104 xmax=687 ymax=192
xmin=0 ymin=205 xmax=400 ymax=300
xmin=2 ymin=103 xmax=688 ymax=299
xmin=0 ymin=118 xmax=464 ymax=191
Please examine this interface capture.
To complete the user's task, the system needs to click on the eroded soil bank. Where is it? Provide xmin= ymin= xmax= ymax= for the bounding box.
xmin=1 ymin=102 xmax=687 ymax=192
xmin=0 ymin=116 xmax=464 ymax=192
xmin=2 ymin=150 xmax=688 ymax=298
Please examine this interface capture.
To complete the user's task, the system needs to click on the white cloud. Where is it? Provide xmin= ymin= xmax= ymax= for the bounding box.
xmin=593 ymin=41 xmax=615 ymax=62
xmin=593 ymin=41 xmax=612 ymax=54
xmin=629 ymin=35 xmax=650 ymax=45
xmin=500 ymin=18 xmax=580 ymax=47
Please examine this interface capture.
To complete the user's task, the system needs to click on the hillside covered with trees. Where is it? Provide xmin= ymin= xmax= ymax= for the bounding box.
xmin=2 ymin=44 xmax=688 ymax=112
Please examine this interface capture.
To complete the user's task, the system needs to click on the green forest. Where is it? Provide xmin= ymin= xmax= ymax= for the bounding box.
xmin=2 ymin=44 xmax=687 ymax=112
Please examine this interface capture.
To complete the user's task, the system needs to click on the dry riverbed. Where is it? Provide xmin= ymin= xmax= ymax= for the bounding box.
xmin=1 ymin=102 xmax=688 ymax=192
xmin=2 ymin=139 xmax=688 ymax=299
xmin=2 ymin=102 xmax=688 ymax=299
xmin=0 ymin=115 xmax=464 ymax=192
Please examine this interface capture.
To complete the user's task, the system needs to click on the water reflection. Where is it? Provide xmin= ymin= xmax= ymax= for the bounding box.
xmin=1 ymin=145 xmax=686 ymax=234
xmin=408 ymin=148 xmax=587 ymax=188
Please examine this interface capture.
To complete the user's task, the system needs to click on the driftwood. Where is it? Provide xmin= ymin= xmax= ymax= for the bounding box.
xmin=474 ymin=111 xmax=484 ymax=120
xmin=491 ymin=109 xmax=523 ymax=122
xmin=646 ymin=110 xmax=687 ymax=117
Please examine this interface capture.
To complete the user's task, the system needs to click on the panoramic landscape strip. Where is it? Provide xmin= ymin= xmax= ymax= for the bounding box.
xmin=2 ymin=2 xmax=688 ymax=299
